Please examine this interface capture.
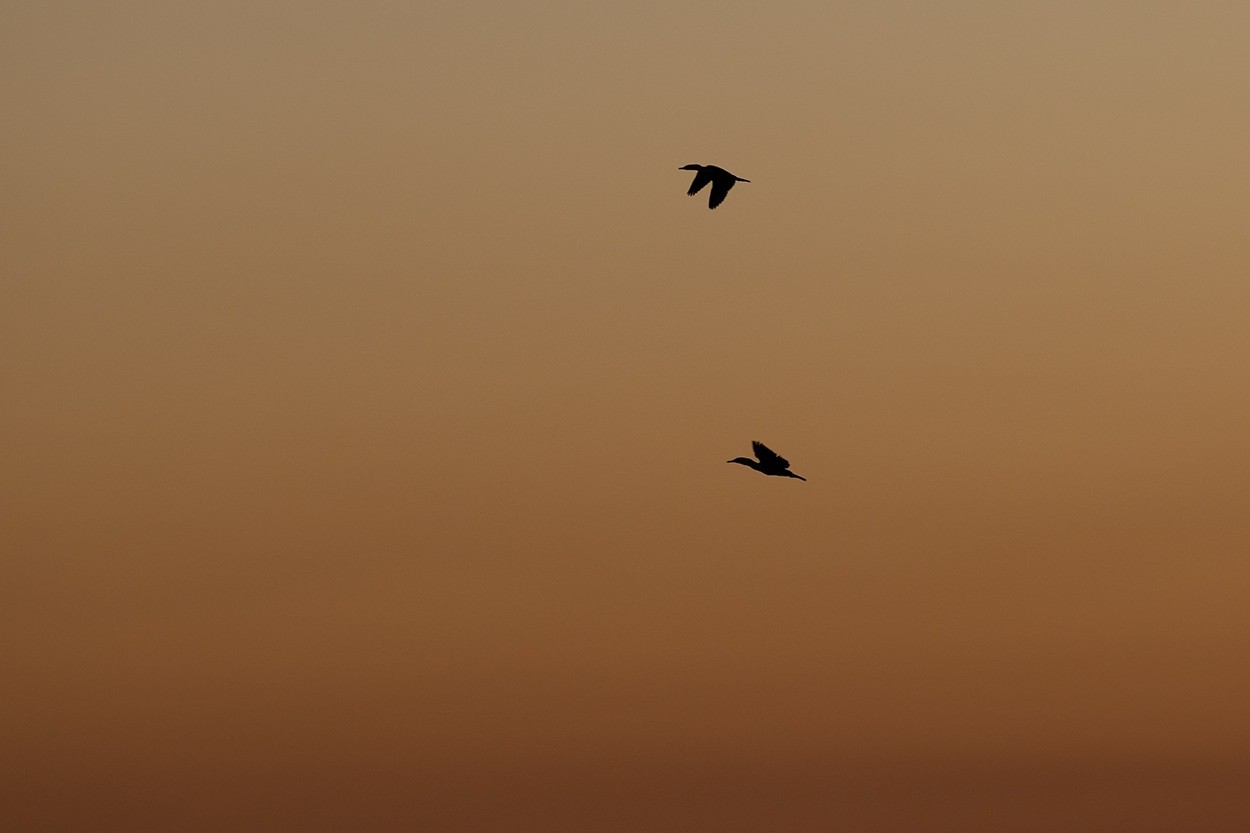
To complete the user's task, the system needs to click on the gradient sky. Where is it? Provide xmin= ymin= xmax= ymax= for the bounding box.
xmin=6 ymin=2 xmax=1250 ymax=830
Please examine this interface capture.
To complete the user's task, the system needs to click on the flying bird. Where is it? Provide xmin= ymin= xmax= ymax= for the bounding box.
xmin=728 ymin=441 xmax=806 ymax=481
xmin=679 ymin=164 xmax=750 ymax=209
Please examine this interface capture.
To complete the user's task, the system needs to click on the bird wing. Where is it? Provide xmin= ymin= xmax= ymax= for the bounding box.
xmin=687 ymin=167 xmax=714 ymax=196
xmin=707 ymin=177 xmax=736 ymax=209
xmin=752 ymin=441 xmax=790 ymax=469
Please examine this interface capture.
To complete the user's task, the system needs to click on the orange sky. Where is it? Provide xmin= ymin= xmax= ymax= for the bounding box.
xmin=6 ymin=2 xmax=1250 ymax=830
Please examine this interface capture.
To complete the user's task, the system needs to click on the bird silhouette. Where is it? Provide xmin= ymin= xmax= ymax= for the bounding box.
xmin=679 ymin=164 xmax=750 ymax=209
xmin=728 ymin=441 xmax=806 ymax=481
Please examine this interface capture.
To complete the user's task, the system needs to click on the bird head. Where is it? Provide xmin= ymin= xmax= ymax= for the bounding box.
xmin=678 ymin=164 xmax=703 ymax=171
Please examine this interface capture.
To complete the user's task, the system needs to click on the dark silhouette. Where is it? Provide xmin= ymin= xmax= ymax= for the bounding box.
xmin=679 ymin=164 xmax=750 ymax=209
xmin=728 ymin=441 xmax=806 ymax=481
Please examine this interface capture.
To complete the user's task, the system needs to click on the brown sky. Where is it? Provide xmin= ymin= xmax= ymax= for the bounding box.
xmin=5 ymin=2 xmax=1250 ymax=830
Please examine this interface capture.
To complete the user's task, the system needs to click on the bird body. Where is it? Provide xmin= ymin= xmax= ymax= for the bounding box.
xmin=679 ymin=163 xmax=750 ymax=209
xmin=728 ymin=441 xmax=806 ymax=481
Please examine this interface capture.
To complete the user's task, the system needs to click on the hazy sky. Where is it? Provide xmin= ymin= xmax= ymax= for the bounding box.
xmin=6 ymin=2 xmax=1250 ymax=830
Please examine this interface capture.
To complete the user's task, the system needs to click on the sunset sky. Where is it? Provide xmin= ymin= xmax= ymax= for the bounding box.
xmin=5 ymin=2 xmax=1250 ymax=830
